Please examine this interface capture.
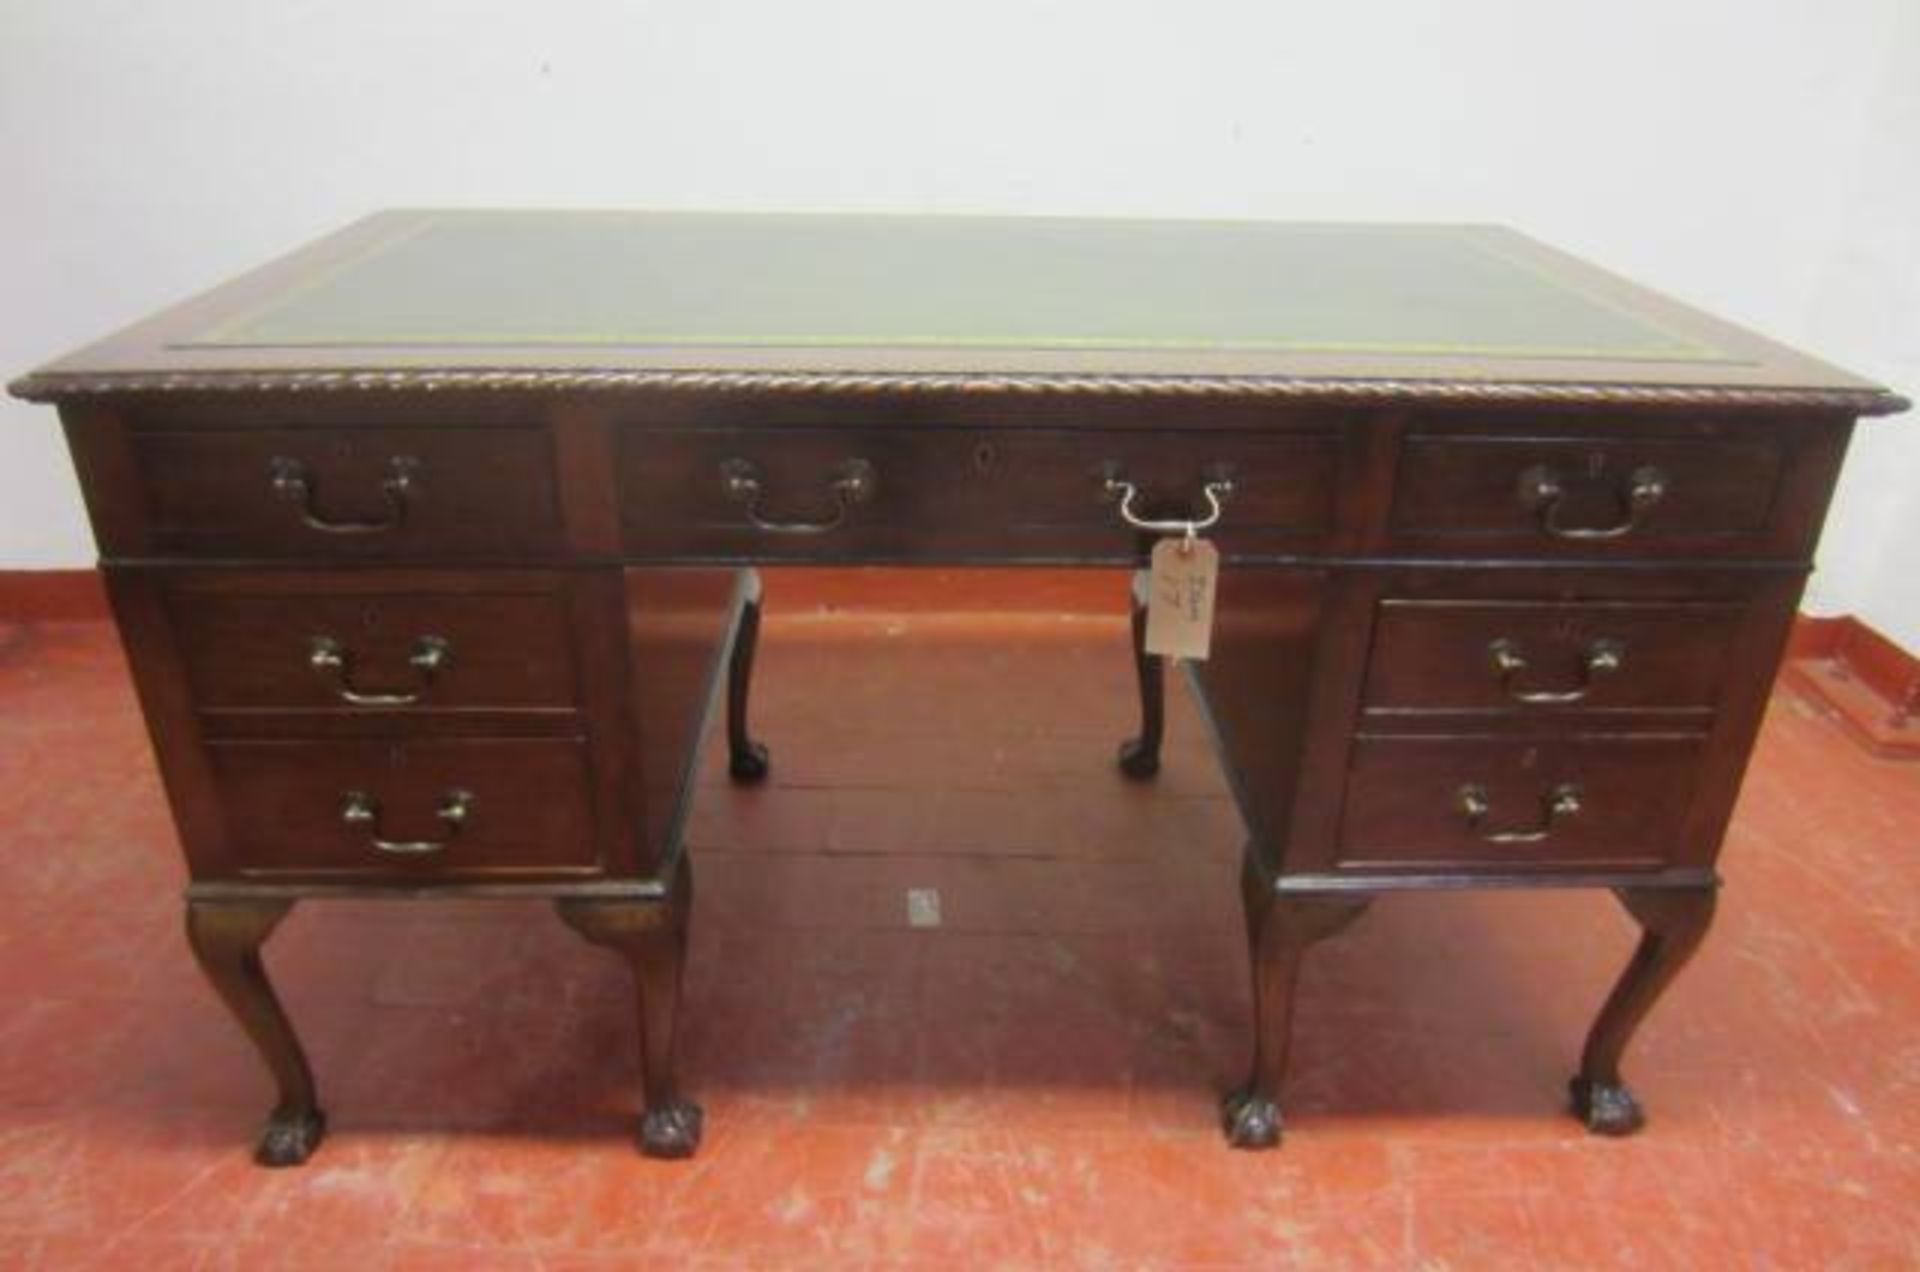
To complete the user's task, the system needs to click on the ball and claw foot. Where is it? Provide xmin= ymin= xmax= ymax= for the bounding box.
xmin=1221 ymin=1088 xmax=1283 ymax=1149
xmin=639 ymin=1098 xmax=705 ymax=1159
xmin=1570 ymin=1076 xmax=1645 ymax=1136
xmin=1117 ymin=737 xmax=1160 ymax=781
xmin=255 ymin=1106 xmax=326 ymax=1168
xmin=728 ymin=741 xmax=771 ymax=784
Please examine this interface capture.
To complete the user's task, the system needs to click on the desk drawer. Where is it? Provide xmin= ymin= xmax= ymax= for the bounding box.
xmin=128 ymin=426 xmax=563 ymax=558
xmin=618 ymin=426 xmax=1337 ymax=557
xmin=1362 ymin=599 xmax=1743 ymax=718
xmin=1336 ymin=736 xmax=1703 ymax=873
xmin=1392 ymin=433 xmax=1784 ymax=551
xmin=167 ymin=578 xmax=579 ymax=714
xmin=208 ymin=738 xmax=598 ymax=878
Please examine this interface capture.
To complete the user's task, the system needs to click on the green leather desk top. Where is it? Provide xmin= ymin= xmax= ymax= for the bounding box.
xmin=12 ymin=210 xmax=1903 ymax=412
xmin=192 ymin=214 xmax=1708 ymax=359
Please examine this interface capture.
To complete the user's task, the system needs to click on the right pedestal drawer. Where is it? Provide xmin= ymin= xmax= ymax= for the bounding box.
xmin=1336 ymin=735 xmax=1705 ymax=874
xmin=1360 ymin=599 xmax=1746 ymax=721
xmin=1322 ymin=570 xmax=1803 ymax=879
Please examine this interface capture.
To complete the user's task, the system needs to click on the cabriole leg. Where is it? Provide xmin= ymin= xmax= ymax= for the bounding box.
xmin=1571 ymin=884 xmax=1718 ymax=1135
xmin=1118 ymin=570 xmax=1165 ymax=779
xmin=1224 ymin=856 xmax=1371 ymax=1148
xmin=184 ymin=897 xmax=325 ymax=1167
xmin=727 ymin=573 xmax=771 ymax=783
xmin=557 ymin=861 xmax=701 ymax=1158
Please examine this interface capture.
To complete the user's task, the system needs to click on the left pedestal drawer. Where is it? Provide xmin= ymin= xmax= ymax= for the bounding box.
xmin=123 ymin=425 xmax=564 ymax=559
xmin=204 ymin=737 xmax=600 ymax=879
xmin=167 ymin=582 xmax=579 ymax=714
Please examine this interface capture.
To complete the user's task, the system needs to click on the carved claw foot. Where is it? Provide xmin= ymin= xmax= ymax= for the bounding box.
xmin=639 ymin=1098 xmax=705 ymax=1159
xmin=1570 ymin=1076 xmax=1645 ymax=1137
xmin=1117 ymin=737 xmax=1160 ymax=780
xmin=255 ymin=1105 xmax=326 ymax=1168
xmin=1221 ymin=1088 xmax=1283 ymax=1149
xmin=728 ymin=741 xmax=771 ymax=784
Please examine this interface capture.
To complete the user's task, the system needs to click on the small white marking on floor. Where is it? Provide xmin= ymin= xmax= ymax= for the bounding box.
xmin=907 ymin=888 xmax=943 ymax=928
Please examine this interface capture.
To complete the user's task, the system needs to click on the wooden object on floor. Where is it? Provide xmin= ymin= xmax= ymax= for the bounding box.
xmin=1781 ymin=614 xmax=1920 ymax=757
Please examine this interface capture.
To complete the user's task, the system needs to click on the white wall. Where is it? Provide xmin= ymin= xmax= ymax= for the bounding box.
xmin=3 ymin=0 xmax=1915 ymax=640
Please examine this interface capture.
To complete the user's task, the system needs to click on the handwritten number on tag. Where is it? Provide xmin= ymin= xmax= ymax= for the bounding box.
xmin=1144 ymin=537 xmax=1219 ymax=661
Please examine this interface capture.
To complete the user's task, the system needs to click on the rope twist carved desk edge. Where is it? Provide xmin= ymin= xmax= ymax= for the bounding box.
xmin=8 ymin=368 xmax=1909 ymax=415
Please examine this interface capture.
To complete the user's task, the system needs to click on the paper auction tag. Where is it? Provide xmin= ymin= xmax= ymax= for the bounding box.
xmin=1144 ymin=536 xmax=1219 ymax=660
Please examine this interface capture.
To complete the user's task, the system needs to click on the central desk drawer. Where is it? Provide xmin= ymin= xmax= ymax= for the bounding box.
xmin=127 ymin=426 xmax=563 ymax=558
xmin=617 ymin=427 xmax=1338 ymax=557
xmin=1362 ymin=599 xmax=1744 ymax=718
xmin=1336 ymin=735 xmax=1705 ymax=874
xmin=166 ymin=576 xmax=579 ymax=715
xmin=207 ymin=738 xmax=598 ymax=878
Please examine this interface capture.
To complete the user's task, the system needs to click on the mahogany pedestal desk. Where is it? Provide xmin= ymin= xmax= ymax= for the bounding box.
xmin=12 ymin=212 xmax=1906 ymax=1165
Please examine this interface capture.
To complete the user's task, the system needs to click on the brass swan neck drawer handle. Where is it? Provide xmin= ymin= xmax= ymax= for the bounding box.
xmin=269 ymin=455 xmax=421 ymax=534
xmin=308 ymin=634 xmax=452 ymax=706
xmin=1487 ymin=637 xmax=1625 ymax=704
xmin=1102 ymin=467 xmax=1236 ymax=537
xmin=719 ymin=458 xmax=876 ymax=534
xmin=1516 ymin=464 xmax=1668 ymax=540
xmin=1455 ymin=782 xmax=1583 ymax=844
xmin=339 ymin=788 xmax=472 ymax=855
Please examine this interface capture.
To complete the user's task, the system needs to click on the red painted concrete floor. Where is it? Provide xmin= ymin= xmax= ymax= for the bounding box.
xmin=2 ymin=595 xmax=1918 ymax=1269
